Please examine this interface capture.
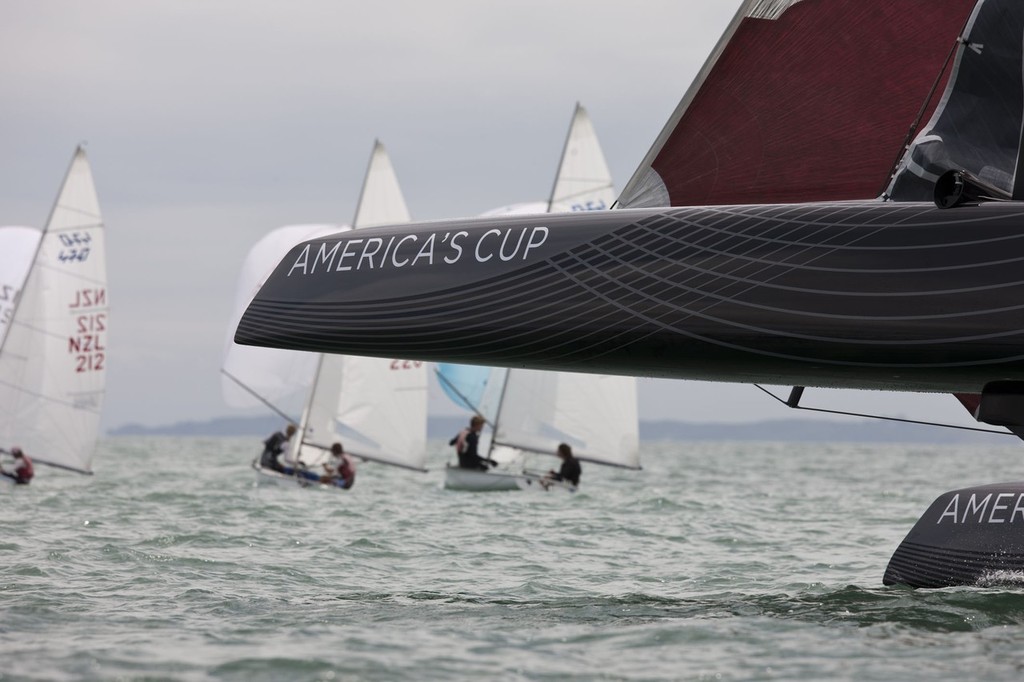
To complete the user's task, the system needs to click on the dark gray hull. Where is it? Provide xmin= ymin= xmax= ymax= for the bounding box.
xmin=237 ymin=201 xmax=1024 ymax=394
xmin=884 ymin=482 xmax=1024 ymax=588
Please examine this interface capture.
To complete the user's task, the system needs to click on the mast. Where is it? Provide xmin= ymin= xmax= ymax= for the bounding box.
xmin=485 ymin=368 xmax=514 ymax=460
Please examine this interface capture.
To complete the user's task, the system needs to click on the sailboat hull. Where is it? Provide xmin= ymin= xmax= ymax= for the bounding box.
xmin=443 ymin=465 xmax=576 ymax=493
xmin=251 ymin=460 xmax=348 ymax=490
xmin=443 ymin=465 xmax=522 ymax=492
xmin=237 ymin=203 xmax=1024 ymax=394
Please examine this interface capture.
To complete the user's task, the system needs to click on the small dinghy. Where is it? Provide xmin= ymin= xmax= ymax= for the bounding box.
xmin=227 ymin=141 xmax=428 ymax=489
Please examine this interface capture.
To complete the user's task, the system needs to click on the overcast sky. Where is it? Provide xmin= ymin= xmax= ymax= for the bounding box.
xmin=0 ymin=0 xmax=987 ymax=434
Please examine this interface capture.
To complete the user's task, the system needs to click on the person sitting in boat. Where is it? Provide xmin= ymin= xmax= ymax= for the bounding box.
xmin=260 ymin=424 xmax=296 ymax=473
xmin=544 ymin=443 xmax=581 ymax=487
xmin=320 ymin=442 xmax=356 ymax=489
xmin=451 ymin=415 xmax=496 ymax=470
xmin=0 ymin=447 xmax=34 ymax=485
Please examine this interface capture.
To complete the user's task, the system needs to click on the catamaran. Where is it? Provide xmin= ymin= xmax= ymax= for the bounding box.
xmin=439 ymin=103 xmax=639 ymax=491
xmin=0 ymin=147 xmax=108 ymax=479
xmin=237 ymin=0 xmax=1024 ymax=583
xmin=223 ymin=140 xmax=427 ymax=488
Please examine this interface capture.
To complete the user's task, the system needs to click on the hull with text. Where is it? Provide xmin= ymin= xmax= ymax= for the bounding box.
xmin=236 ymin=203 xmax=1024 ymax=394
xmin=885 ymin=482 xmax=1024 ymax=588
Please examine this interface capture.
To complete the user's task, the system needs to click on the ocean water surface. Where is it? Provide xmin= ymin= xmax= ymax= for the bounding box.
xmin=4 ymin=437 xmax=1024 ymax=680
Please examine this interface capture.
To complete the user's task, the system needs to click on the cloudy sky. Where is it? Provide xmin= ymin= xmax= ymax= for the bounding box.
xmin=0 ymin=0 xmax=986 ymax=433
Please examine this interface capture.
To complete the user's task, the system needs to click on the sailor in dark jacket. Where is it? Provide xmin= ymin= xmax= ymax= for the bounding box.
xmin=452 ymin=415 xmax=495 ymax=470
xmin=260 ymin=424 xmax=296 ymax=472
xmin=546 ymin=442 xmax=581 ymax=487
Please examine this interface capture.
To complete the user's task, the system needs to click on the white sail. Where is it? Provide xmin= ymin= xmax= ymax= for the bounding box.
xmin=221 ymin=224 xmax=348 ymax=413
xmin=478 ymin=201 xmax=549 ymax=217
xmin=352 ymin=140 xmax=411 ymax=229
xmin=0 ymin=227 xmax=42 ymax=348
xmin=0 ymin=147 xmax=107 ymax=474
xmin=546 ymin=103 xmax=616 ymax=213
xmin=292 ymin=353 xmax=427 ymax=472
xmin=493 ymin=369 xmax=640 ymax=469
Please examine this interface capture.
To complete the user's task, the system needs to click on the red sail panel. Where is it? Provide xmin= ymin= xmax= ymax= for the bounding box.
xmin=620 ymin=0 xmax=976 ymax=207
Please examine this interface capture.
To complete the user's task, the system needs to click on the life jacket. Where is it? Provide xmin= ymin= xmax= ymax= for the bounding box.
xmin=14 ymin=455 xmax=33 ymax=484
xmin=339 ymin=454 xmax=356 ymax=489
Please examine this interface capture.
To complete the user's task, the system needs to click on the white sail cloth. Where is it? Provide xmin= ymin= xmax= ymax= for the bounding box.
xmin=221 ymin=224 xmax=349 ymax=413
xmin=0 ymin=227 xmax=42 ymax=347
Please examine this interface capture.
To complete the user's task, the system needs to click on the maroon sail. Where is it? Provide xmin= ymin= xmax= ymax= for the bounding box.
xmin=618 ymin=0 xmax=976 ymax=208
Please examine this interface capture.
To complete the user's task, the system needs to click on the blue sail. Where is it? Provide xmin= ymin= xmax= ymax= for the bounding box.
xmin=436 ymin=363 xmax=491 ymax=411
xmin=436 ymin=363 xmax=508 ymax=425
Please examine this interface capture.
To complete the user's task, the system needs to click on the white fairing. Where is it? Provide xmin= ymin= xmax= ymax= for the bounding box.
xmin=352 ymin=141 xmax=411 ymax=229
xmin=293 ymin=355 xmax=427 ymax=471
xmin=221 ymin=224 xmax=349 ymax=411
xmin=494 ymin=369 xmax=639 ymax=469
xmin=478 ymin=201 xmax=549 ymax=217
xmin=0 ymin=148 xmax=107 ymax=473
xmin=547 ymin=103 xmax=616 ymax=213
xmin=0 ymin=227 xmax=42 ymax=347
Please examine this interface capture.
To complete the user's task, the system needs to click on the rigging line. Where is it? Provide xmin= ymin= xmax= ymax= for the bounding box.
xmin=753 ymin=384 xmax=1016 ymax=436
xmin=220 ymin=368 xmax=298 ymax=425
xmin=881 ymin=17 xmax=972 ymax=198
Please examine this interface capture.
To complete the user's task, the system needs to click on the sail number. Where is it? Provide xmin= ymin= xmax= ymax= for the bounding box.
xmin=67 ymin=288 xmax=107 ymax=373
xmin=570 ymin=199 xmax=608 ymax=211
xmin=390 ymin=360 xmax=423 ymax=370
xmin=58 ymin=232 xmax=93 ymax=263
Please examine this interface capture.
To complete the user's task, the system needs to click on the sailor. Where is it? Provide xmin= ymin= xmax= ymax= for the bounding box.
xmin=320 ymin=442 xmax=356 ymax=489
xmin=545 ymin=443 xmax=581 ymax=487
xmin=260 ymin=424 xmax=296 ymax=472
xmin=451 ymin=415 xmax=495 ymax=470
xmin=0 ymin=447 xmax=34 ymax=485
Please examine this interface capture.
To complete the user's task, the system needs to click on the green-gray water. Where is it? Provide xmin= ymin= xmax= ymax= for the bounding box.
xmin=5 ymin=438 xmax=1024 ymax=680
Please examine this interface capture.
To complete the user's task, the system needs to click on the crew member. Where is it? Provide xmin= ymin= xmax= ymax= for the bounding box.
xmin=321 ymin=442 xmax=356 ymax=489
xmin=545 ymin=442 xmax=581 ymax=487
xmin=1 ymin=447 xmax=34 ymax=485
xmin=260 ymin=424 xmax=296 ymax=472
xmin=452 ymin=415 xmax=495 ymax=470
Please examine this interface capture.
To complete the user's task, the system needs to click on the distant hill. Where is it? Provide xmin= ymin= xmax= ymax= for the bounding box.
xmin=109 ymin=414 xmax=1011 ymax=444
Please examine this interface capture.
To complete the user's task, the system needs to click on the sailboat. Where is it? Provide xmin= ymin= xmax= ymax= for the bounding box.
xmin=0 ymin=147 xmax=108 ymax=477
xmin=440 ymin=364 xmax=640 ymax=491
xmin=439 ymin=103 xmax=639 ymax=491
xmin=224 ymin=140 xmax=427 ymax=488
